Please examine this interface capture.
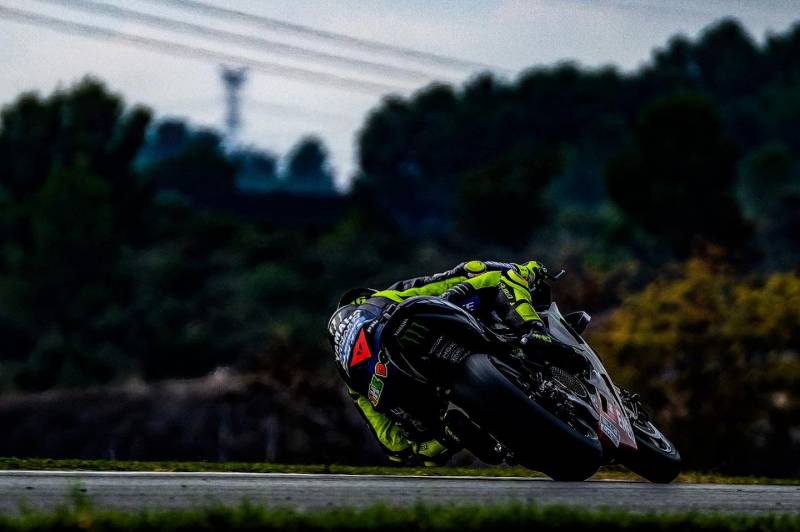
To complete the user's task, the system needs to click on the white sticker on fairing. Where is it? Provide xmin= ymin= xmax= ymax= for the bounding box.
xmin=600 ymin=416 xmax=620 ymax=447
xmin=334 ymin=310 xmax=369 ymax=374
xmin=616 ymin=407 xmax=635 ymax=441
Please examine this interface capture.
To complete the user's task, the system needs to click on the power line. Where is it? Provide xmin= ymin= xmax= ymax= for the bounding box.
xmin=243 ymin=99 xmax=354 ymax=124
xmin=34 ymin=0 xmax=448 ymax=83
xmin=0 ymin=5 xmax=409 ymax=94
xmin=138 ymin=0 xmax=508 ymax=74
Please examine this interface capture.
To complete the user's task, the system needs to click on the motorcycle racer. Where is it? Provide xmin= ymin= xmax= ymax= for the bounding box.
xmin=327 ymin=260 xmax=568 ymax=465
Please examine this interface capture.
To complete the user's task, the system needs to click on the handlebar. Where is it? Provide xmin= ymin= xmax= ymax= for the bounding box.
xmin=539 ymin=267 xmax=566 ymax=282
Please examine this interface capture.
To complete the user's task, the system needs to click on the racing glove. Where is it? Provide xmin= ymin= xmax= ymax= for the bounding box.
xmin=521 ymin=322 xmax=587 ymax=371
xmin=521 ymin=321 xmax=553 ymax=346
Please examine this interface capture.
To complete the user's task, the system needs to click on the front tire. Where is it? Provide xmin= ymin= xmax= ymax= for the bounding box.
xmin=451 ymin=354 xmax=602 ymax=481
xmin=620 ymin=419 xmax=681 ymax=483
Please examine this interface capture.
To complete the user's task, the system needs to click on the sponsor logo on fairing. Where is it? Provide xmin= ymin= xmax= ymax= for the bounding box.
xmin=430 ymin=336 xmax=468 ymax=363
xmin=616 ymin=407 xmax=635 ymax=441
xmin=395 ymin=321 xmax=428 ymax=347
xmin=600 ymin=416 xmax=620 ymax=447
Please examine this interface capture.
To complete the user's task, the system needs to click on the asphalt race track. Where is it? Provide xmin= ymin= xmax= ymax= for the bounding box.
xmin=0 ymin=471 xmax=797 ymax=514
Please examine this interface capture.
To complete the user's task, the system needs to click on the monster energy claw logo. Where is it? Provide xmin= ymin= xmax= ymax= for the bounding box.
xmin=395 ymin=320 xmax=429 ymax=347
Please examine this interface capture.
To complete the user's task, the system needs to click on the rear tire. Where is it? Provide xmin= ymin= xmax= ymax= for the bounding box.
xmin=451 ymin=354 xmax=602 ymax=481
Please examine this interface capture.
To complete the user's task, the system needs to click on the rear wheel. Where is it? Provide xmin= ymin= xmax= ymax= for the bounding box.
xmin=450 ymin=354 xmax=602 ymax=481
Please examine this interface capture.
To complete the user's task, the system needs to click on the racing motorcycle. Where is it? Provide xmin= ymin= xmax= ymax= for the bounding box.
xmin=378 ymin=269 xmax=681 ymax=482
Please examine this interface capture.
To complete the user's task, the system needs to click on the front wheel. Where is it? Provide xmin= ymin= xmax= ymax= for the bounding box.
xmin=450 ymin=354 xmax=602 ymax=481
xmin=618 ymin=392 xmax=681 ymax=483
xmin=620 ymin=419 xmax=681 ymax=483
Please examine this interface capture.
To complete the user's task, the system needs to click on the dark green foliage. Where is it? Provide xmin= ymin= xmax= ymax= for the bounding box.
xmin=692 ymin=20 xmax=764 ymax=99
xmin=358 ymin=83 xmax=462 ymax=234
xmin=284 ymin=136 xmax=335 ymax=195
xmin=143 ymin=129 xmax=237 ymax=201
xmin=605 ymin=93 xmax=748 ymax=255
xmin=0 ymin=81 xmax=344 ymax=390
xmin=358 ymin=19 xmax=800 ymax=263
xmin=234 ymin=149 xmax=279 ymax=193
xmin=137 ymin=119 xmax=191 ymax=166
xmin=0 ymin=78 xmax=151 ymax=230
xmin=459 ymin=144 xmax=561 ymax=244
xmin=0 ymin=79 xmax=152 ymax=390
xmin=357 ymin=69 xmax=631 ymax=237
xmin=7 ymin=163 xmax=121 ymax=389
xmin=737 ymin=143 xmax=800 ymax=266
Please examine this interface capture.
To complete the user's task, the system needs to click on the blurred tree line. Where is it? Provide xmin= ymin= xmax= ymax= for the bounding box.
xmin=0 ymin=18 xmax=799 ymax=475
xmin=358 ymin=19 xmax=800 ymax=266
xmin=0 ymin=81 xmax=343 ymax=391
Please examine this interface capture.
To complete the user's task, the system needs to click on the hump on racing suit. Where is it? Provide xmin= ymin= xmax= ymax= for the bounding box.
xmin=327 ymin=287 xmax=379 ymax=380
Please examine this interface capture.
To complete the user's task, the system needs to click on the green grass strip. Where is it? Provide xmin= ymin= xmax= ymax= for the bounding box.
xmin=1 ymin=457 xmax=797 ymax=485
xmin=1 ymin=497 xmax=799 ymax=532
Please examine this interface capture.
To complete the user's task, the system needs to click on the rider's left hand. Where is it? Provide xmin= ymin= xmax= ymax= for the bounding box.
xmin=520 ymin=321 xmax=555 ymax=347
xmin=521 ymin=322 xmax=587 ymax=371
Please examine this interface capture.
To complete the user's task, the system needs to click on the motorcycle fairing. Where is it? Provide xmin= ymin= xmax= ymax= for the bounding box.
xmin=380 ymin=296 xmax=497 ymax=383
xmin=542 ymin=302 xmax=637 ymax=452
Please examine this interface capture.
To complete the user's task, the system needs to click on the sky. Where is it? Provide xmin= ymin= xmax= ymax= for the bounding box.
xmin=1 ymin=0 xmax=799 ymax=188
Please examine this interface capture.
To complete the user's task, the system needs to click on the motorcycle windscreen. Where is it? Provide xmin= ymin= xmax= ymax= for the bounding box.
xmin=545 ymin=302 xmax=637 ymax=451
